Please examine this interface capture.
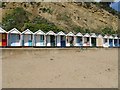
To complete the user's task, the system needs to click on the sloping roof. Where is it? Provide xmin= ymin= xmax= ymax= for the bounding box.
xmin=90 ymin=33 xmax=97 ymax=37
xmin=83 ymin=33 xmax=90 ymax=37
xmin=57 ymin=31 xmax=66 ymax=36
xmin=8 ymin=28 xmax=21 ymax=34
xmin=97 ymin=34 xmax=103 ymax=38
xmin=34 ymin=30 xmax=45 ymax=35
xmin=66 ymin=32 xmax=74 ymax=36
xmin=22 ymin=29 xmax=33 ymax=34
xmin=0 ymin=27 xmax=7 ymax=33
xmin=103 ymin=35 xmax=109 ymax=38
xmin=46 ymin=31 xmax=56 ymax=35
xmin=114 ymin=36 xmax=118 ymax=39
xmin=109 ymin=35 xmax=114 ymax=39
xmin=75 ymin=32 xmax=83 ymax=36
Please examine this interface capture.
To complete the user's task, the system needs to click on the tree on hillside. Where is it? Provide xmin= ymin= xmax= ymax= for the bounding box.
xmin=2 ymin=7 xmax=31 ymax=31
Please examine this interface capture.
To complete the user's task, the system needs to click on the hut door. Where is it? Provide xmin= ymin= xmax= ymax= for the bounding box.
xmin=61 ymin=36 xmax=66 ymax=47
xmin=119 ymin=39 xmax=120 ymax=47
xmin=0 ymin=34 xmax=2 ymax=46
xmin=114 ymin=39 xmax=118 ymax=46
xmin=40 ymin=35 xmax=44 ymax=46
xmin=70 ymin=36 xmax=74 ymax=46
xmin=109 ymin=39 xmax=113 ymax=47
xmin=77 ymin=37 xmax=82 ymax=45
xmin=28 ymin=35 xmax=32 ymax=46
xmin=50 ymin=35 xmax=55 ymax=46
xmin=91 ymin=37 xmax=96 ymax=46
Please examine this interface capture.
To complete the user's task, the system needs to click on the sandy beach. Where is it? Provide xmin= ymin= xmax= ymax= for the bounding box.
xmin=1 ymin=48 xmax=118 ymax=88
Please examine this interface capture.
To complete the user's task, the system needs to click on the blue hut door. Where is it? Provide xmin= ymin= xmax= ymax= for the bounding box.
xmin=40 ymin=35 xmax=44 ymax=46
xmin=119 ymin=39 xmax=120 ymax=47
xmin=109 ymin=39 xmax=113 ymax=47
xmin=114 ymin=39 xmax=118 ymax=47
xmin=61 ymin=36 xmax=66 ymax=47
xmin=28 ymin=35 xmax=32 ymax=46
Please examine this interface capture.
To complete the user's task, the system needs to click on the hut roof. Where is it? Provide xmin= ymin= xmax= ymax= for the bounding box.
xmin=8 ymin=28 xmax=21 ymax=34
xmin=97 ymin=34 xmax=103 ymax=38
xmin=83 ymin=33 xmax=90 ymax=37
xmin=103 ymin=35 xmax=109 ymax=38
xmin=90 ymin=33 xmax=97 ymax=37
xmin=0 ymin=27 xmax=7 ymax=33
xmin=46 ymin=31 xmax=56 ymax=35
xmin=34 ymin=30 xmax=45 ymax=35
xmin=109 ymin=35 xmax=114 ymax=39
xmin=75 ymin=32 xmax=83 ymax=36
xmin=66 ymin=32 xmax=74 ymax=36
xmin=22 ymin=29 xmax=33 ymax=34
xmin=57 ymin=31 xmax=66 ymax=36
xmin=114 ymin=36 xmax=118 ymax=39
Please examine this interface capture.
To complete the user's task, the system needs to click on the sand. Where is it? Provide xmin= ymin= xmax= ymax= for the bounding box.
xmin=1 ymin=48 xmax=118 ymax=88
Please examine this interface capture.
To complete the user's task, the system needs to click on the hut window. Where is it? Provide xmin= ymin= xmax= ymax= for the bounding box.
xmin=105 ymin=39 xmax=107 ymax=42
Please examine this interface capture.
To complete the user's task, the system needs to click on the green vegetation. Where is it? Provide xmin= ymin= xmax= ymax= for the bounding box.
xmin=39 ymin=7 xmax=53 ymax=14
xmin=2 ymin=7 xmax=31 ymax=31
xmin=101 ymin=27 xmax=115 ymax=35
xmin=24 ymin=16 xmax=64 ymax=32
xmin=2 ymin=7 xmax=63 ymax=32
xmin=73 ymin=26 xmax=85 ymax=33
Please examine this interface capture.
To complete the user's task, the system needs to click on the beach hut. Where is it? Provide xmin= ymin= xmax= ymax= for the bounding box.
xmin=22 ymin=29 xmax=33 ymax=46
xmin=103 ymin=35 xmax=109 ymax=47
xmin=90 ymin=33 xmax=97 ymax=47
xmin=46 ymin=31 xmax=56 ymax=47
xmin=108 ymin=35 xmax=114 ymax=47
xmin=113 ymin=35 xmax=119 ymax=47
xmin=119 ymin=37 xmax=120 ymax=47
xmin=0 ymin=27 xmax=7 ymax=46
xmin=0 ymin=27 xmax=7 ymax=47
xmin=8 ymin=28 xmax=21 ymax=46
xmin=57 ymin=31 xmax=66 ymax=47
xmin=66 ymin=32 xmax=74 ymax=47
xmin=34 ymin=30 xmax=45 ymax=46
xmin=83 ymin=33 xmax=91 ymax=47
xmin=75 ymin=32 xmax=83 ymax=46
xmin=96 ymin=34 xmax=103 ymax=47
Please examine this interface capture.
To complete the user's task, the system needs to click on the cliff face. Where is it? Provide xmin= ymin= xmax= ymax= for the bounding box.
xmin=1 ymin=2 xmax=119 ymax=32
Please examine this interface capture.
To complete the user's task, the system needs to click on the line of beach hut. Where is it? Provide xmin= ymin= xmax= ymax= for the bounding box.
xmin=0 ymin=27 xmax=120 ymax=48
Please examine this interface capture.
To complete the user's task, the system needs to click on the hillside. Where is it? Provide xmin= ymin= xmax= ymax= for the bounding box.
xmin=1 ymin=2 xmax=120 ymax=34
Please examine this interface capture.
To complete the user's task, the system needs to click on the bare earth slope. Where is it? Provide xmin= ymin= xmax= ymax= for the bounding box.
xmin=2 ymin=48 xmax=118 ymax=88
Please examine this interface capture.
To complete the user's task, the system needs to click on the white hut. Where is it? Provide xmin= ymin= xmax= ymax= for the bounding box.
xmin=108 ymin=35 xmax=114 ymax=47
xmin=75 ymin=32 xmax=83 ymax=46
xmin=113 ymin=35 xmax=119 ymax=47
xmin=103 ymin=35 xmax=109 ymax=47
xmin=46 ymin=31 xmax=56 ymax=47
xmin=83 ymin=33 xmax=91 ymax=46
xmin=90 ymin=33 xmax=97 ymax=47
xmin=66 ymin=32 xmax=74 ymax=46
xmin=22 ymin=29 xmax=33 ymax=46
xmin=119 ymin=37 xmax=120 ymax=47
xmin=34 ymin=30 xmax=45 ymax=46
xmin=8 ymin=28 xmax=21 ymax=46
xmin=96 ymin=34 xmax=103 ymax=47
xmin=57 ymin=31 xmax=66 ymax=47
xmin=0 ymin=27 xmax=7 ymax=47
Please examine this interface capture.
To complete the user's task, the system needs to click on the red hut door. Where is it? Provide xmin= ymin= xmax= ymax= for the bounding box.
xmin=2 ymin=33 xmax=7 ymax=46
